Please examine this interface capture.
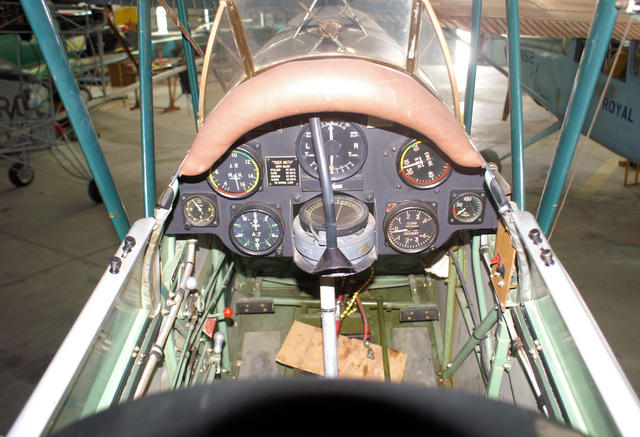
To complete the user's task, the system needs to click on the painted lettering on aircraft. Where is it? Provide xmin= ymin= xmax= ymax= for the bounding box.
xmin=0 ymin=93 xmax=48 ymax=119
xmin=601 ymin=98 xmax=634 ymax=123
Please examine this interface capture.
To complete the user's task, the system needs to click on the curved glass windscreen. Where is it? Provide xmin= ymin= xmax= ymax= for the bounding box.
xmin=236 ymin=0 xmax=412 ymax=69
xmin=199 ymin=0 xmax=459 ymax=118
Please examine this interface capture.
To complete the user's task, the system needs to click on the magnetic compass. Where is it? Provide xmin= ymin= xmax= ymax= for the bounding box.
xmin=298 ymin=195 xmax=369 ymax=237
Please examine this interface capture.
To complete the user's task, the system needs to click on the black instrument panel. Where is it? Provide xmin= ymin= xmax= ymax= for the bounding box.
xmin=168 ymin=114 xmax=498 ymax=257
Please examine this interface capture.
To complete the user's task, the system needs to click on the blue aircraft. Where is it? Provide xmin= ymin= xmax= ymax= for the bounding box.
xmin=435 ymin=0 xmax=640 ymax=167
xmin=481 ymin=35 xmax=640 ymax=166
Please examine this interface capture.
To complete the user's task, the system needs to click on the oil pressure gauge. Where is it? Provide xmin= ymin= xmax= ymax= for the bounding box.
xmin=383 ymin=201 xmax=438 ymax=254
xmin=449 ymin=192 xmax=485 ymax=224
xmin=183 ymin=196 xmax=216 ymax=228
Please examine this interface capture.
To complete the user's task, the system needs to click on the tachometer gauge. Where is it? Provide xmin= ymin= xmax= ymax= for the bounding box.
xmin=383 ymin=201 xmax=438 ymax=254
xmin=183 ymin=196 xmax=216 ymax=227
xmin=450 ymin=192 xmax=485 ymax=224
xmin=299 ymin=195 xmax=369 ymax=236
xmin=208 ymin=148 xmax=261 ymax=199
xmin=296 ymin=120 xmax=367 ymax=181
xmin=397 ymin=139 xmax=451 ymax=189
xmin=229 ymin=205 xmax=283 ymax=256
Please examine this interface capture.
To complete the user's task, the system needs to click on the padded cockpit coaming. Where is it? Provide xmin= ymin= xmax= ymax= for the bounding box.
xmin=179 ymin=58 xmax=483 ymax=176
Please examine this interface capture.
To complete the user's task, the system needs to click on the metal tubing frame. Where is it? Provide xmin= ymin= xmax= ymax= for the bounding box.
xmin=463 ymin=0 xmax=482 ymax=134
xmin=486 ymin=315 xmax=510 ymax=397
xmin=176 ymin=0 xmax=200 ymax=129
xmin=441 ymin=253 xmax=458 ymax=371
xmin=138 ymin=1 xmax=157 ymax=218
xmin=442 ymin=304 xmax=498 ymax=380
xmin=537 ymin=0 xmax=619 ymax=235
xmin=505 ymin=0 xmax=525 ymax=210
xmin=19 ymin=0 xmax=130 ymax=240
xmin=499 ymin=120 xmax=563 ymax=160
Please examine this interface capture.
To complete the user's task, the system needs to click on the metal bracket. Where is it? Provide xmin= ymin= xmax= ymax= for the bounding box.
xmin=400 ymin=306 xmax=439 ymax=322
xmin=235 ymin=299 xmax=275 ymax=314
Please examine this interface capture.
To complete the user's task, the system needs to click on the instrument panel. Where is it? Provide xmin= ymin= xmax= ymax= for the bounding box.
xmin=168 ymin=114 xmax=498 ymax=263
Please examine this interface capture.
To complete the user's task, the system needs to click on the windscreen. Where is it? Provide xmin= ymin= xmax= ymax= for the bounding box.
xmin=200 ymin=0 xmax=458 ymax=117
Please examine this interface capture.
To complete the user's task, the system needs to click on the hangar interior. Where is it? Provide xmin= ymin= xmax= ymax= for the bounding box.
xmin=0 ymin=1 xmax=639 ymax=435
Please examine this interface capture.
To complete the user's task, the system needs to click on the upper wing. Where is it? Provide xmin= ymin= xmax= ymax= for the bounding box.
xmin=431 ymin=0 xmax=640 ymax=40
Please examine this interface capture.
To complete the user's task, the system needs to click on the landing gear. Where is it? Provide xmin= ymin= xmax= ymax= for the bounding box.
xmin=8 ymin=163 xmax=35 ymax=187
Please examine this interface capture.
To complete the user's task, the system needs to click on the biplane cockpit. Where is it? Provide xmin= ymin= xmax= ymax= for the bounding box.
xmin=9 ymin=1 xmax=640 ymax=437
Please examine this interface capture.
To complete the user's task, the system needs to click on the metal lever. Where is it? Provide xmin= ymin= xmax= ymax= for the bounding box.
xmin=308 ymin=117 xmax=353 ymax=275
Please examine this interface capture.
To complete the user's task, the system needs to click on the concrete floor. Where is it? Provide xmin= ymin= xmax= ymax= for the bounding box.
xmin=0 ymin=66 xmax=639 ymax=433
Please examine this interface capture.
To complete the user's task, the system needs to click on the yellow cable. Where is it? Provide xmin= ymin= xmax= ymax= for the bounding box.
xmin=340 ymin=266 xmax=375 ymax=320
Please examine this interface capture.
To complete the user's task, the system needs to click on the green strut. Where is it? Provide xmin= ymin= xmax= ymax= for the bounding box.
xmin=20 ymin=0 xmax=130 ymax=239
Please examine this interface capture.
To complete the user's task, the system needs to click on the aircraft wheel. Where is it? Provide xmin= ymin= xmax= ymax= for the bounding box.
xmin=8 ymin=163 xmax=35 ymax=187
xmin=88 ymin=179 xmax=103 ymax=204
xmin=480 ymin=149 xmax=502 ymax=172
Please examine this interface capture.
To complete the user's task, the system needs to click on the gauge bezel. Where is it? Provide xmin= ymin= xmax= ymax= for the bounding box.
xmin=396 ymin=139 xmax=451 ymax=189
xmin=448 ymin=191 xmax=485 ymax=224
xmin=383 ymin=201 xmax=439 ymax=254
xmin=295 ymin=120 xmax=368 ymax=182
xmin=228 ymin=204 xmax=284 ymax=256
xmin=207 ymin=145 xmax=263 ymax=199
xmin=298 ymin=194 xmax=369 ymax=237
xmin=182 ymin=195 xmax=217 ymax=227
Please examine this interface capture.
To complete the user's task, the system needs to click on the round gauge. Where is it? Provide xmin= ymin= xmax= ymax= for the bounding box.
xmin=397 ymin=139 xmax=451 ymax=189
xmin=383 ymin=201 xmax=438 ymax=254
xmin=299 ymin=195 xmax=369 ymax=237
xmin=208 ymin=148 xmax=261 ymax=199
xmin=296 ymin=120 xmax=367 ymax=181
xmin=450 ymin=192 xmax=484 ymax=224
xmin=229 ymin=205 xmax=283 ymax=256
xmin=183 ymin=196 xmax=216 ymax=227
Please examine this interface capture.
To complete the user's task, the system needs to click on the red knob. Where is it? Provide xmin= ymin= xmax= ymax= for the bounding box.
xmin=223 ymin=307 xmax=233 ymax=318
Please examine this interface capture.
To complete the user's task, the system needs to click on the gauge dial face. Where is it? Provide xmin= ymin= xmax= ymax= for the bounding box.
xmin=296 ymin=120 xmax=367 ymax=181
xmin=183 ymin=196 xmax=216 ymax=227
xmin=229 ymin=205 xmax=283 ymax=256
xmin=299 ymin=195 xmax=369 ymax=237
xmin=397 ymin=140 xmax=451 ymax=189
xmin=450 ymin=192 xmax=484 ymax=224
xmin=384 ymin=202 xmax=438 ymax=254
xmin=208 ymin=148 xmax=261 ymax=199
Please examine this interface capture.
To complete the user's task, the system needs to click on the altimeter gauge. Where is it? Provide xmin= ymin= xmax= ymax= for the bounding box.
xmin=296 ymin=120 xmax=367 ymax=181
xmin=397 ymin=139 xmax=451 ymax=189
xmin=208 ymin=147 xmax=262 ymax=199
xmin=229 ymin=204 xmax=283 ymax=256
xmin=450 ymin=192 xmax=485 ymax=224
xmin=383 ymin=201 xmax=438 ymax=254
xmin=183 ymin=196 xmax=216 ymax=227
